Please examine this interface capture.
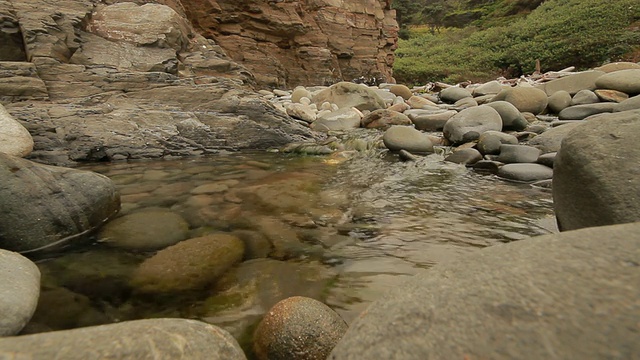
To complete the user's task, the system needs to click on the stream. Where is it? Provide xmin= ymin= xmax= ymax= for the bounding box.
xmin=25 ymin=139 xmax=556 ymax=352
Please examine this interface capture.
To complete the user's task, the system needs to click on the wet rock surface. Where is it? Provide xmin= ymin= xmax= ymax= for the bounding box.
xmin=0 ymin=318 xmax=247 ymax=360
xmin=329 ymin=222 xmax=640 ymax=360
xmin=0 ymin=153 xmax=120 ymax=253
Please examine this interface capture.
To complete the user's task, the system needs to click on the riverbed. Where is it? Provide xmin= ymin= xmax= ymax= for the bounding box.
xmin=25 ymin=144 xmax=555 ymax=351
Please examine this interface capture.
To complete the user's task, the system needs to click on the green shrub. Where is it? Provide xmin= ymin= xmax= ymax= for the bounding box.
xmin=393 ymin=0 xmax=640 ymax=85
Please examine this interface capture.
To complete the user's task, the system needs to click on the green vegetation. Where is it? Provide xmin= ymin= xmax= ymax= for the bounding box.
xmin=392 ymin=0 xmax=640 ymax=85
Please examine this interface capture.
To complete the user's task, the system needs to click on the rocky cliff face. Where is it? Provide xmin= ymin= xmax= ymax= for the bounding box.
xmin=0 ymin=0 xmax=330 ymax=165
xmin=181 ymin=0 xmax=398 ymax=87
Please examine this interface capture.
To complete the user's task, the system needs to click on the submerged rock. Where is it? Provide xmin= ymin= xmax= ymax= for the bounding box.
xmin=98 ymin=209 xmax=189 ymax=251
xmin=130 ymin=233 xmax=245 ymax=293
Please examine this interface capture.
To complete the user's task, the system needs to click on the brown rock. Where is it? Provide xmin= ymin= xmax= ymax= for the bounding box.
xmin=362 ymin=109 xmax=411 ymax=129
xmin=181 ymin=0 xmax=398 ymax=87
xmin=131 ymin=233 xmax=245 ymax=293
xmin=254 ymin=296 xmax=348 ymax=360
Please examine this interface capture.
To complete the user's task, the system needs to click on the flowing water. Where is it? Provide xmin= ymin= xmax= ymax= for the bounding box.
xmin=26 ymin=138 xmax=556 ymax=352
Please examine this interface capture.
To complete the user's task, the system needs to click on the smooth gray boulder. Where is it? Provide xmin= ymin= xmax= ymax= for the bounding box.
xmin=406 ymin=109 xmax=456 ymax=131
xmin=476 ymin=131 xmax=518 ymax=155
xmin=497 ymin=144 xmax=541 ymax=163
xmin=485 ymin=101 xmax=527 ymax=130
xmin=527 ymin=122 xmax=581 ymax=153
xmin=615 ymin=94 xmax=640 ymax=112
xmin=0 ymin=153 xmax=120 ymax=253
xmin=330 ymin=222 xmax=640 ymax=360
xmin=439 ymin=87 xmax=472 ymax=103
xmin=444 ymin=148 xmax=482 ymax=165
xmin=472 ymin=80 xmax=504 ymax=96
xmin=443 ymin=106 xmax=502 ymax=145
xmin=547 ymin=90 xmax=572 ymax=113
xmin=570 ymin=89 xmax=599 ymax=105
xmin=536 ymin=70 xmax=605 ymax=96
xmin=595 ymin=69 xmax=640 ymax=95
xmin=0 ymin=250 xmax=40 ymax=336
xmin=553 ymin=110 xmax=640 ymax=231
xmin=558 ymin=102 xmax=616 ymax=120
xmin=383 ymin=126 xmax=434 ymax=153
xmin=0 ymin=318 xmax=247 ymax=359
xmin=497 ymin=163 xmax=553 ymax=182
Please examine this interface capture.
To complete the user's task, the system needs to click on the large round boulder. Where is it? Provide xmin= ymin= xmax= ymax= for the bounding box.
xmin=553 ymin=110 xmax=640 ymax=231
xmin=0 ymin=318 xmax=246 ymax=359
xmin=595 ymin=69 xmax=640 ymax=95
xmin=0 ymin=153 xmax=120 ymax=253
xmin=485 ymin=100 xmax=527 ymax=130
xmin=491 ymin=87 xmax=548 ymax=114
xmin=254 ymin=296 xmax=347 ymax=360
xmin=130 ymin=233 xmax=244 ymax=293
xmin=383 ymin=126 xmax=434 ymax=153
xmin=443 ymin=105 xmax=502 ymax=145
xmin=0 ymin=104 xmax=33 ymax=157
xmin=329 ymin=222 xmax=640 ymax=360
xmin=312 ymin=82 xmax=386 ymax=111
xmin=0 ymin=250 xmax=40 ymax=336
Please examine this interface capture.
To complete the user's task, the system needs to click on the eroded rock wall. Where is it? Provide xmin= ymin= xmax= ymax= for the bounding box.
xmin=0 ymin=0 xmax=321 ymax=165
xmin=181 ymin=0 xmax=398 ymax=88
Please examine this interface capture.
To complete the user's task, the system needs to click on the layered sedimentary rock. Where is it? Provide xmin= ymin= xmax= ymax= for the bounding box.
xmin=181 ymin=0 xmax=398 ymax=87
xmin=0 ymin=0 xmax=325 ymax=165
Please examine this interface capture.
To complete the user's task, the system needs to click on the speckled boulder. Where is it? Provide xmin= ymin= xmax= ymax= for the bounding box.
xmin=254 ymin=296 xmax=347 ymax=360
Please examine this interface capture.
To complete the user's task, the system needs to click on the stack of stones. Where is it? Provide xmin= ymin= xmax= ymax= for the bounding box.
xmin=263 ymin=61 xmax=640 ymax=185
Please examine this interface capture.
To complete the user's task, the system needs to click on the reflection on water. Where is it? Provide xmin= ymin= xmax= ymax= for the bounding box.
xmin=26 ymin=148 xmax=555 ymax=350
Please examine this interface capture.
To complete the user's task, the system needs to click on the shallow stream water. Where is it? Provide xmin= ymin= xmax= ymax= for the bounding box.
xmin=26 ymin=141 xmax=556 ymax=353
